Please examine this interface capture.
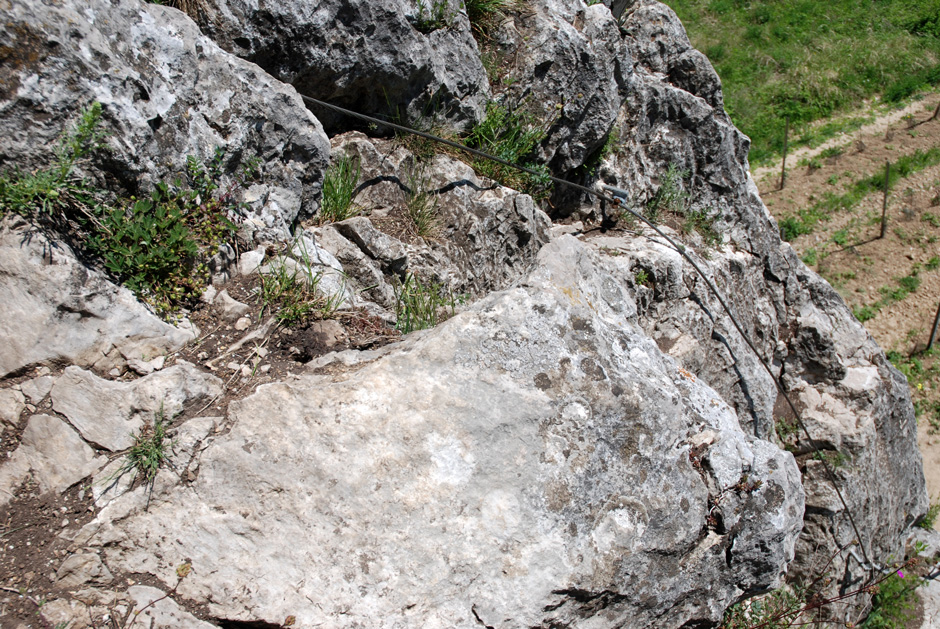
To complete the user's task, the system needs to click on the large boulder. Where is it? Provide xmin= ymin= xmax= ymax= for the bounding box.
xmin=79 ymin=236 xmax=804 ymax=628
xmin=0 ymin=0 xmax=330 ymax=241
xmin=191 ymin=0 xmax=491 ymax=132
xmin=591 ymin=0 xmax=927 ymax=616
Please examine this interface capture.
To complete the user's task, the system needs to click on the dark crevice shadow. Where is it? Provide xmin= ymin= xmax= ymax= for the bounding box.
xmin=687 ymin=289 xmax=766 ymax=439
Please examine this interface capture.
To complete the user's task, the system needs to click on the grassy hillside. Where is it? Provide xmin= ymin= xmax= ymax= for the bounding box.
xmin=662 ymin=0 xmax=940 ymax=164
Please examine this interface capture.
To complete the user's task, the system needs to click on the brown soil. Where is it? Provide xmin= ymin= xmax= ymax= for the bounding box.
xmin=755 ymin=92 xmax=940 ymax=521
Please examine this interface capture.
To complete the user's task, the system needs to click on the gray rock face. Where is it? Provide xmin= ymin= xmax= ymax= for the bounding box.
xmin=51 ymin=363 xmax=223 ymax=452
xmin=494 ymin=0 xmax=629 ymax=174
xmin=0 ymin=0 xmax=330 ymax=241
xmin=316 ymin=132 xmax=551 ymax=312
xmin=0 ymin=414 xmax=107 ymax=504
xmin=589 ymin=0 xmax=927 ymax=614
xmin=193 ymin=0 xmax=490 ymax=132
xmin=85 ymin=237 xmax=803 ymax=628
xmin=0 ymin=217 xmax=195 ymax=378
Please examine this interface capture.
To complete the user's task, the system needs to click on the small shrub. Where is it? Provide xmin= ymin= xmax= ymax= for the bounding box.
xmin=926 ymin=255 xmax=940 ymax=271
xmin=854 ymin=304 xmax=878 ymax=322
xmin=801 ymin=248 xmax=818 ymax=266
xmin=320 ymin=154 xmax=361 ymax=223
xmin=394 ymin=272 xmax=456 ymax=333
xmin=779 ymin=216 xmax=810 ymax=241
xmin=861 ymin=571 xmax=919 ymax=628
xmin=634 ymin=269 xmax=650 ymax=287
xmin=0 ymin=102 xmax=105 ymax=219
xmin=923 ymin=212 xmax=940 ymax=228
xmin=645 ymin=163 xmax=689 ymax=222
xmin=681 ymin=206 xmax=721 ymax=247
xmin=918 ymin=499 xmax=940 ymax=530
xmin=415 ymin=0 xmax=454 ymax=32
xmin=465 ymin=101 xmax=552 ymax=200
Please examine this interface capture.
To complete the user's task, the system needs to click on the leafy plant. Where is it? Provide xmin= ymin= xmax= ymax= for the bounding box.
xmin=320 ymin=154 xmax=361 ymax=223
xmin=465 ymin=101 xmax=552 ymax=199
xmin=645 ymin=163 xmax=689 ymax=222
xmin=393 ymin=272 xmax=456 ymax=333
xmin=415 ymin=0 xmax=454 ymax=32
xmin=861 ymin=570 xmax=919 ymax=628
xmin=634 ymin=269 xmax=650 ymax=287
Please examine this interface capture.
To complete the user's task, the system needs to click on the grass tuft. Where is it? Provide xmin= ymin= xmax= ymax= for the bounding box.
xmin=320 ymin=154 xmax=361 ymax=224
xmin=394 ymin=272 xmax=456 ymax=333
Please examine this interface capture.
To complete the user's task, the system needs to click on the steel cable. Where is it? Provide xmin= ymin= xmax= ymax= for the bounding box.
xmin=301 ymin=93 xmax=879 ymax=570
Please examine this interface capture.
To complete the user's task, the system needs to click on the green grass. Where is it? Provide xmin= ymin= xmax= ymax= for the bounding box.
xmin=663 ymin=0 xmax=940 ymax=164
xmin=124 ymin=406 xmax=172 ymax=486
xmin=853 ymin=265 xmax=922 ymax=322
xmin=404 ymin=164 xmax=441 ymax=238
xmin=320 ymin=154 xmax=361 ymax=223
xmin=465 ymin=101 xmax=552 ymax=199
xmin=393 ymin=272 xmax=456 ymax=333
xmin=257 ymin=242 xmax=346 ymax=326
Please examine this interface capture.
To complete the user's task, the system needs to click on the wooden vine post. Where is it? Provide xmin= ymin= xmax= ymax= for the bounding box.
xmin=779 ymin=116 xmax=789 ymax=191
xmin=880 ymin=160 xmax=890 ymax=239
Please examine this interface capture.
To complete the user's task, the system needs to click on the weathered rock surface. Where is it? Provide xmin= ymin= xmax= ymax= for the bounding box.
xmin=51 ymin=362 xmax=223 ymax=451
xmin=0 ymin=414 xmax=107 ymax=504
xmin=585 ymin=0 xmax=928 ymax=615
xmin=494 ymin=0 xmax=628 ymax=174
xmin=0 ymin=0 xmax=330 ymax=240
xmin=192 ymin=0 xmax=490 ymax=132
xmin=81 ymin=237 xmax=803 ymax=628
xmin=315 ymin=132 xmax=551 ymax=313
xmin=0 ymin=217 xmax=196 ymax=378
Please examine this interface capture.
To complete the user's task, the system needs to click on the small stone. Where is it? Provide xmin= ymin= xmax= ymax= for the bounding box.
xmin=255 ymin=347 xmax=269 ymax=358
xmin=238 ymin=247 xmax=266 ymax=276
xmin=25 ymin=403 xmax=36 ymax=413
xmin=234 ymin=317 xmax=252 ymax=331
xmin=201 ymin=285 xmax=218 ymax=304
xmin=260 ymin=365 xmax=271 ymax=373
xmin=150 ymin=356 xmax=166 ymax=371
xmin=37 ymin=366 xmax=51 ymax=376
xmin=20 ymin=376 xmax=54 ymax=404
xmin=214 ymin=290 xmax=251 ymax=322
xmin=197 ymin=352 xmax=208 ymax=361
xmin=240 ymin=365 xmax=252 ymax=377
xmin=227 ymin=362 xmax=241 ymax=371
xmin=109 ymin=368 xmax=122 ymax=378
xmin=0 ymin=389 xmax=26 ymax=426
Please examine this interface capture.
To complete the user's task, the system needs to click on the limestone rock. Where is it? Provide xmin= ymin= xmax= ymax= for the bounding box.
xmin=127 ymin=585 xmax=217 ymax=629
xmin=193 ymin=0 xmax=490 ymax=132
xmin=494 ymin=0 xmax=628 ymax=174
xmin=0 ymin=388 xmax=26 ymax=426
xmin=0 ymin=219 xmax=196 ymax=378
xmin=56 ymin=553 xmax=114 ymax=589
xmin=88 ymin=237 xmax=803 ymax=628
xmin=51 ymin=363 xmax=223 ymax=452
xmin=321 ymin=133 xmax=552 ymax=305
xmin=213 ymin=290 xmax=251 ymax=322
xmin=0 ymin=0 xmax=330 ymax=241
xmin=0 ymin=415 xmax=106 ymax=505
xmin=20 ymin=376 xmax=55 ymax=405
